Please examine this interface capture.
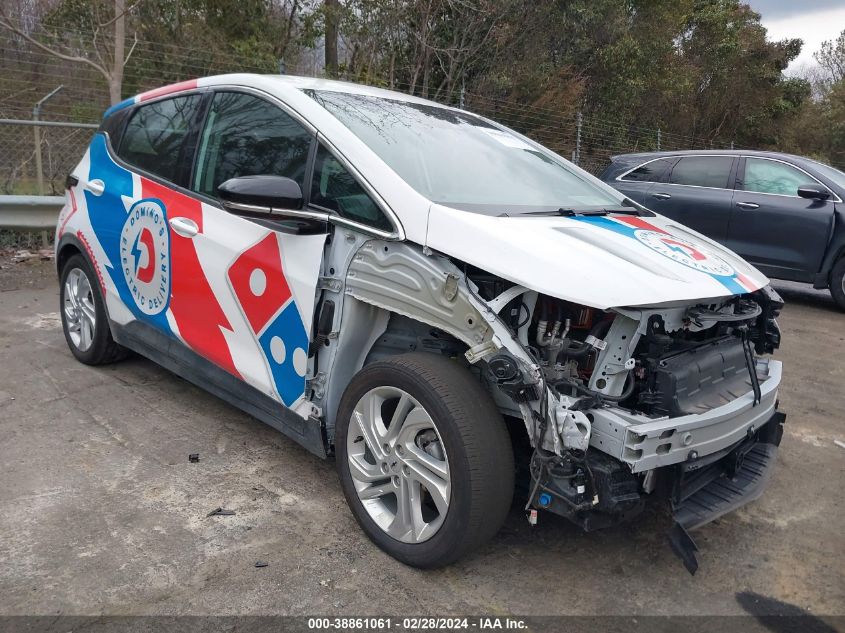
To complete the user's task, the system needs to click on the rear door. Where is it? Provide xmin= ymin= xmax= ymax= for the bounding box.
xmin=727 ymin=156 xmax=835 ymax=280
xmin=101 ymin=92 xmax=206 ymax=334
xmin=610 ymin=157 xmax=676 ymax=206
xmin=646 ymin=155 xmax=737 ymax=242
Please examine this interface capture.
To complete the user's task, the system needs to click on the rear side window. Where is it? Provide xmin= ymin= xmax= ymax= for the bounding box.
xmin=669 ymin=156 xmax=733 ymax=189
xmin=118 ymin=95 xmax=202 ymax=183
xmin=620 ymin=158 xmax=673 ymax=182
xmin=310 ymin=144 xmax=391 ymax=232
xmin=742 ymin=158 xmax=807 ymax=196
xmin=193 ymin=92 xmax=313 ymax=198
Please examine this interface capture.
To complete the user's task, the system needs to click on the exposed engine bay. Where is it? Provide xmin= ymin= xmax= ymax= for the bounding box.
xmin=335 ymin=238 xmax=786 ymax=574
xmin=464 ymin=267 xmax=785 ymax=573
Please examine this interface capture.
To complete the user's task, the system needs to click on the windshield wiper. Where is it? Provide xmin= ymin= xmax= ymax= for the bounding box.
xmin=556 ymin=208 xmax=608 ymax=216
xmin=498 ymin=199 xmax=654 ymax=218
xmin=514 ymin=206 xmax=642 ymax=218
xmin=561 ymin=203 xmax=654 ymax=217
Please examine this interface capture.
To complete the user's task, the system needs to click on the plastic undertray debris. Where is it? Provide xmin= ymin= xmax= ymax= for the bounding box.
xmin=669 ymin=442 xmax=779 ymax=575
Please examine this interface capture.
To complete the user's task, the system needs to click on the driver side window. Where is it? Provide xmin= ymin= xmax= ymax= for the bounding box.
xmin=193 ymin=91 xmax=312 ymax=198
xmin=742 ymin=158 xmax=807 ymax=196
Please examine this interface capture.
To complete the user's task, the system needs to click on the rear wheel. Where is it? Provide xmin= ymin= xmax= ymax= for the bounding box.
xmin=335 ymin=352 xmax=514 ymax=568
xmin=830 ymin=257 xmax=845 ymax=311
xmin=59 ymin=253 xmax=126 ymax=365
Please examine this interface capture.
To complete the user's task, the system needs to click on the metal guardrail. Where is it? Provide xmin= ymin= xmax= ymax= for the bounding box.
xmin=0 ymin=118 xmax=99 ymax=129
xmin=0 ymin=195 xmax=64 ymax=230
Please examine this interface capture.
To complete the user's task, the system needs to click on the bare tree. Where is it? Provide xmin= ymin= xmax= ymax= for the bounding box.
xmin=0 ymin=0 xmax=141 ymax=105
xmin=815 ymin=29 xmax=845 ymax=89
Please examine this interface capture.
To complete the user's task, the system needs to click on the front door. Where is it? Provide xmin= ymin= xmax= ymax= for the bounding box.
xmin=727 ymin=156 xmax=835 ymax=280
xmin=179 ymin=90 xmax=326 ymax=411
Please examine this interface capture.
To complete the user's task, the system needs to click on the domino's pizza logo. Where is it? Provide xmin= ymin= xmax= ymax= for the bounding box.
xmin=635 ymin=230 xmax=735 ymax=277
xmin=120 ymin=198 xmax=170 ymax=315
xmin=227 ymin=233 xmax=310 ymax=407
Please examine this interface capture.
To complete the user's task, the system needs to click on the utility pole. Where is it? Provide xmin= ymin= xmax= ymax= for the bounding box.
xmin=574 ymin=111 xmax=582 ymax=166
xmin=33 ymin=85 xmax=63 ymax=248
xmin=33 ymin=85 xmax=64 ymax=195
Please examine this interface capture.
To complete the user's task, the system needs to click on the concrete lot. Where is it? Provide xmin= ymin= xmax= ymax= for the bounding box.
xmin=0 ymin=256 xmax=843 ymax=617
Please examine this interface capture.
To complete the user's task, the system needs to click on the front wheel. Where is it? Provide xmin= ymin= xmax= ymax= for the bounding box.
xmin=830 ymin=257 xmax=845 ymax=311
xmin=335 ymin=352 xmax=514 ymax=568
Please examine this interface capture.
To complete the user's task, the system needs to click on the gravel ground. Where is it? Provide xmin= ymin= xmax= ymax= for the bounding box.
xmin=0 ymin=256 xmax=842 ymax=621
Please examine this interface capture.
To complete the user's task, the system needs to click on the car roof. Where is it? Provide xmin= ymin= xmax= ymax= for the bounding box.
xmin=610 ymin=149 xmax=816 ymax=166
xmin=608 ymin=149 xmax=844 ymax=196
xmin=104 ymin=73 xmax=461 ymax=120
xmin=262 ymin=74 xmax=441 ymax=106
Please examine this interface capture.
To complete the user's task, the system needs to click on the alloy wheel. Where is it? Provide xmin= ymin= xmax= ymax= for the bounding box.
xmin=63 ymin=267 xmax=96 ymax=352
xmin=346 ymin=386 xmax=451 ymax=543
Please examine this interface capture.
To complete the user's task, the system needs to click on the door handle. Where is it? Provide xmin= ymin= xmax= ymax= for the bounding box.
xmin=736 ymin=202 xmax=760 ymax=210
xmin=169 ymin=216 xmax=199 ymax=237
xmin=652 ymin=192 xmax=671 ymax=200
xmin=84 ymin=179 xmax=105 ymax=196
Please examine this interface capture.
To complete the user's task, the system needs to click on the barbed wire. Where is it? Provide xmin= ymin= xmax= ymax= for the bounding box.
xmin=2 ymin=20 xmax=840 ymax=197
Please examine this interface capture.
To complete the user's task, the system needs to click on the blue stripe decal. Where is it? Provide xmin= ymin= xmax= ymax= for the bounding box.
xmin=710 ymin=274 xmax=747 ymax=294
xmin=103 ymin=97 xmax=135 ymax=119
xmin=86 ymin=135 xmax=173 ymax=334
xmin=570 ymin=215 xmax=750 ymax=295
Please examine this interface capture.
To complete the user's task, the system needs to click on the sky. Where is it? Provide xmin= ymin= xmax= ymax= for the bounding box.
xmin=748 ymin=0 xmax=845 ymax=75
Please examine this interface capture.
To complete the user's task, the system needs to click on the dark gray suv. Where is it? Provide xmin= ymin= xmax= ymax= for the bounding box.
xmin=601 ymin=150 xmax=845 ymax=309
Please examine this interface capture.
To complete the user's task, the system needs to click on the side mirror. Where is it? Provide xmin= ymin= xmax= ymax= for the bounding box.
xmin=797 ymin=183 xmax=831 ymax=200
xmin=218 ymin=175 xmax=304 ymax=213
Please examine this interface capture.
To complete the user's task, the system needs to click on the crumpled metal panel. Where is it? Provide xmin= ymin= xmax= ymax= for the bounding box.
xmin=345 ymin=240 xmax=491 ymax=347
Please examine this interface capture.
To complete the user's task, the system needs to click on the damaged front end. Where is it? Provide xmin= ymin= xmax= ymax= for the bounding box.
xmin=342 ymin=239 xmax=785 ymax=574
xmin=465 ymin=271 xmax=786 ymax=574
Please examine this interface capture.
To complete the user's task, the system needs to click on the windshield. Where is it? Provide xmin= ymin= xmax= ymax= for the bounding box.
xmin=307 ymin=90 xmax=623 ymax=213
xmin=810 ymin=160 xmax=845 ymax=191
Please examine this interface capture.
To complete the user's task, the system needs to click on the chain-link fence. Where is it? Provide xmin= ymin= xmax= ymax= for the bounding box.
xmin=0 ymin=88 xmax=747 ymax=256
xmin=0 ymin=102 xmax=728 ymax=200
xmin=0 ymin=18 xmax=738 ymax=198
xmin=0 ymin=119 xmax=97 ymax=196
xmin=0 ymin=95 xmax=732 ymax=250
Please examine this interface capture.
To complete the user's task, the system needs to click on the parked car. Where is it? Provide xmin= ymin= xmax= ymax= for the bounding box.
xmin=56 ymin=75 xmax=785 ymax=573
xmin=601 ymin=150 xmax=845 ymax=309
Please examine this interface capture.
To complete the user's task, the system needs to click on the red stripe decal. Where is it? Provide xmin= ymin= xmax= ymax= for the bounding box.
xmin=139 ymin=79 xmax=199 ymax=102
xmin=57 ymin=188 xmax=78 ymax=239
xmin=735 ymin=272 xmax=757 ymax=292
xmin=141 ymin=179 xmax=241 ymax=378
xmin=614 ymin=215 xmax=669 ymax=234
xmin=76 ymin=230 xmax=106 ymax=296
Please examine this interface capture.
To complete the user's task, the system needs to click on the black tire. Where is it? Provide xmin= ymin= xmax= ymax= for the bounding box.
xmin=335 ymin=352 xmax=515 ymax=568
xmin=830 ymin=257 xmax=845 ymax=311
xmin=59 ymin=253 xmax=127 ymax=365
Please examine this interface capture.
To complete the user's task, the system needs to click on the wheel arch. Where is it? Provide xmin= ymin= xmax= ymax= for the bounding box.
xmin=318 ymin=239 xmax=532 ymax=452
xmin=56 ymin=234 xmax=86 ymax=278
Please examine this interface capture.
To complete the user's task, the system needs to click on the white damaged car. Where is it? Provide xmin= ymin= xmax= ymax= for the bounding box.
xmin=56 ymin=75 xmax=785 ymax=572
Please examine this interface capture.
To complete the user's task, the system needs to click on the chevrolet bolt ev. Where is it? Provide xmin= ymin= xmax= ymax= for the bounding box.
xmin=56 ymin=75 xmax=785 ymax=573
